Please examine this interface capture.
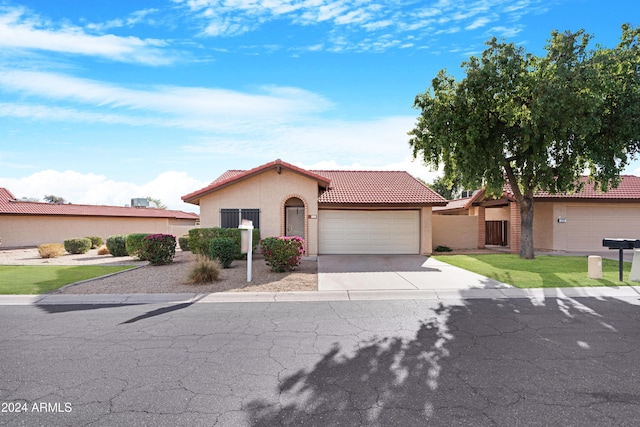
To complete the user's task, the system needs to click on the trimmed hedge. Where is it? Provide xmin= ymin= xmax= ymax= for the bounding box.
xmin=106 ymin=235 xmax=128 ymax=257
xmin=142 ymin=234 xmax=176 ymax=265
xmin=85 ymin=236 xmax=103 ymax=249
xmin=188 ymin=227 xmax=260 ymax=258
xmin=206 ymin=237 xmax=237 ymax=268
xmin=64 ymin=238 xmax=92 ymax=254
xmin=126 ymin=233 xmax=152 ymax=260
xmin=178 ymin=235 xmax=190 ymax=252
xmin=260 ymin=236 xmax=305 ymax=272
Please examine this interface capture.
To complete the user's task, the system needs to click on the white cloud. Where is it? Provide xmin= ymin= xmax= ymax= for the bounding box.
xmin=0 ymin=170 xmax=206 ymax=213
xmin=0 ymin=70 xmax=333 ymax=130
xmin=0 ymin=6 xmax=175 ymax=65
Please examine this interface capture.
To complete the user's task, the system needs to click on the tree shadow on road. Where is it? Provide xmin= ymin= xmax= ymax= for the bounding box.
xmin=246 ymin=290 xmax=640 ymax=426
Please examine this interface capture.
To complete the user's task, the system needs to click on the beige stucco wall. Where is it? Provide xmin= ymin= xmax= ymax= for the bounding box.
xmin=0 ymin=215 xmax=198 ymax=248
xmin=485 ymin=206 xmax=510 ymax=221
xmin=432 ymin=215 xmax=479 ymax=250
xmin=420 ymin=207 xmax=433 ymax=255
xmin=197 ymin=168 xmax=321 ymax=255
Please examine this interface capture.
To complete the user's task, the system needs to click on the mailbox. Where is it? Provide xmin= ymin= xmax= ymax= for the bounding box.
xmin=602 ymin=238 xmax=640 ymax=281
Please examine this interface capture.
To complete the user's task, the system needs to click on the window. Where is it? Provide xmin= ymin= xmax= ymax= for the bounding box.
xmin=220 ymin=209 xmax=260 ymax=229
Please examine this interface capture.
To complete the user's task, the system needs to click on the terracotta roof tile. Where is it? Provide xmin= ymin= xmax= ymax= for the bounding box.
xmin=505 ymin=175 xmax=640 ymax=200
xmin=313 ymin=170 xmax=446 ymax=205
xmin=0 ymin=188 xmax=199 ymax=220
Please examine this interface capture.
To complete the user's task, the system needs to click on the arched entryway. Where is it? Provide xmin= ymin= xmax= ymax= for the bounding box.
xmin=281 ymin=195 xmax=308 ymax=254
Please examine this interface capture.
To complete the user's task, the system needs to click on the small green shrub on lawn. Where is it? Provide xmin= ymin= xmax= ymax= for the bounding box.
xmin=106 ymin=235 xmax=128 ymax=257
xmin=38 ymin=243 xmax=66 ymax=258
xmin=435 ymin=245 xmax=453 ymax=252
xmin=178 ymin=235 xmax=190 ymax=252
xmin=64 ymin=238 xmax=92 ymax=254
xmin=142 ymin=234 xmax=176 ymax=265
xmin=189 ymin=255 xmax=222 ymax=283
xmin=207 ymin=237 xmax=237 ymax=268
xmin=85 ymin=236 xmax=103 ymax=249
xmin=260 ymin=236 xmax=305 ymax=272
xmin=126 ymin=233 xmax=151 ymax=260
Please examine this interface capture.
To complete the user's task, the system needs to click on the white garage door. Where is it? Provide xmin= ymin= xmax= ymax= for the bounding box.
xmin=566 ymin=205 xmax=640 ymax=251
xmin=319 ymin=210 xmax=420 ymax=254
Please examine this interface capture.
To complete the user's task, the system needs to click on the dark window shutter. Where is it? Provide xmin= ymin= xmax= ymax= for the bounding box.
xmin=220 ymin=209 xmax=239 ymax=228
xmin=241 ymin=209 xmax=260 ymax=229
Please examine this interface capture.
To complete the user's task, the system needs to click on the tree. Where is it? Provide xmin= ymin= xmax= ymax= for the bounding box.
xmin=428 ymin=175 xmax=461 ymax=200
xmin=147 ymin=197 xmax=167 ymax=210
xmin=43 ymin=195 xmax=66 ymax=204
xmin=409 ymin=25 xmax=640 ymax=259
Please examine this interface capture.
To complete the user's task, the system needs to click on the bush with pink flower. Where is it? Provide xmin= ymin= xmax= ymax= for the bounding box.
xmin=260 ymin=236 xmax=305 ymax=272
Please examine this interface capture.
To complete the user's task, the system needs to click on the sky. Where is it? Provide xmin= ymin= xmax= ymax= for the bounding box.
xmin=0 ymin=0 xmax=638 ymax=213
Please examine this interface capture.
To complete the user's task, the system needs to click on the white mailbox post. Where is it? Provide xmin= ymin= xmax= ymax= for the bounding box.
xmin=238 ymin=219 xmax=254 ymax=282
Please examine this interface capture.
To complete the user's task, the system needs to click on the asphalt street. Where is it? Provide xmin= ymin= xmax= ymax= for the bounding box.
xmin=2 ymin=296 xmax=640 ymax=426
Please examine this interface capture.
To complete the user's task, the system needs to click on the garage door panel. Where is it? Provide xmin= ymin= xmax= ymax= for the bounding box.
xmin=319 ymin=210 xmax=420 ymax=254
xmin=566 ymin=206 xmax=640 ymax=251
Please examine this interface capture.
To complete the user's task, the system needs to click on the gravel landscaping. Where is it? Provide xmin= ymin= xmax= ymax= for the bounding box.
xmin=0 ymin=248 xmax=317 ymax=294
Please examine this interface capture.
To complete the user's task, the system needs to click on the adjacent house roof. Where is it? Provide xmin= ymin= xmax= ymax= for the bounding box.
xmin=181 ymin=159 xmax=447 ymax=206
xmin=435 ymin=175 xmax=640 ymax=213
xmin=314 ymin=170 xmax=446 ymax=205
xmin=0 ymin=188 xmax=199 ymax=220
xmin=182 ymin=159 xmax=331 ymax=204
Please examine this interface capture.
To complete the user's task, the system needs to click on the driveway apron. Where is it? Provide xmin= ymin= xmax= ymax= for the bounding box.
xmin=318 ymin=255 xmax=512 ymax=291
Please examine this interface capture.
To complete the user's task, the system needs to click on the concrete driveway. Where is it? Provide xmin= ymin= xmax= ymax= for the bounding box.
xmin=318 ymin=255 xmax=512 ymax=291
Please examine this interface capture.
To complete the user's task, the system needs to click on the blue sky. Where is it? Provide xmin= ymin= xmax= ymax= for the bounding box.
xmin=0 ymin=0 xmax=638 ymax=213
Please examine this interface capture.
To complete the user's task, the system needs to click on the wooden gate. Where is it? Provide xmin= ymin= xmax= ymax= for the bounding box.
xmin=485 ymin=220 xmax=508 ymax=246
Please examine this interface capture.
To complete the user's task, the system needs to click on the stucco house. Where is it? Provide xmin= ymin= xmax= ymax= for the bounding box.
xmin=433 ymin=175 xmax=640 ymax=253
xmin=0 ymin=188 xmax=199 ymax=248
xmin=181 ymin=159 xmax=446 ymax=256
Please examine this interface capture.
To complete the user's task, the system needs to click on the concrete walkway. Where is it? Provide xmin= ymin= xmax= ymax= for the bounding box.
xmin=318 ymin=255 xmax=512 ymax=291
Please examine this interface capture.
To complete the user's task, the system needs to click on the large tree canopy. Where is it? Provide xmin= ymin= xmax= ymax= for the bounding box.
xmin=409 ymin=25 xmax=640 ymax=259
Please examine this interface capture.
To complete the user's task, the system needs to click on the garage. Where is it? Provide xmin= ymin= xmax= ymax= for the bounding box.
xmin=566 ymin=205 xmax=640 ymax=251
xmin=318 ymin=210 xmax=420 ymax=254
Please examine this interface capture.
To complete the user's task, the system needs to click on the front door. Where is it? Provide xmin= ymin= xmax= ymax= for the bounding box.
xmin=286 ymin=207 xmax=305 ymax=239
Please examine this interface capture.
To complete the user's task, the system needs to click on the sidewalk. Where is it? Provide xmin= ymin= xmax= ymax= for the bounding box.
xmin=2 ymin=285 xmax=640 ymax=305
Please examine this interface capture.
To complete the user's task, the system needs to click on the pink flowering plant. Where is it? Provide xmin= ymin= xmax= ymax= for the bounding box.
xmin=260 ymin=236 xmax=305 ymax=272
xmin=142 ymin=234 xmax=177 ymax=265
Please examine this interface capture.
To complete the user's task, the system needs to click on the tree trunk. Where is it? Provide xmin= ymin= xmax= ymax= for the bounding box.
xmin=518 ymin=195 xmax=535 ymax=259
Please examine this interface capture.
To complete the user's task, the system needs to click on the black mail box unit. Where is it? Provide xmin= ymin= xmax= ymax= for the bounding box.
xmin=602 ymin=238 xmax=640 ymax=249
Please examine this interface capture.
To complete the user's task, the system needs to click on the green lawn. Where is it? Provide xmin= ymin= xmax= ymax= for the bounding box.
xmin=0 ymin=265 xmax=137 ymax=294
xmin=432 ymin=254 xmax=635 ymax=288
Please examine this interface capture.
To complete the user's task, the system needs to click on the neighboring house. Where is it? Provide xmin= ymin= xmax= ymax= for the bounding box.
xmin=0 ymin=188 xmax=199 ymax=248
xmin=181 ymin=159 xmax=446 ymax=256
xmin=433 ymin=175 xmax=640 ymax=253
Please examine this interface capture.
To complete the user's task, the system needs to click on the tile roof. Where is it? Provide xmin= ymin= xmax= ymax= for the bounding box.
xmin=182 ymin=159 xmax=331 ymax=204
xmin=313 ymin=170 xmax=445 ymax=205
xmin=433 ymin=190 xmax=485 ymax=212
xmin=0 ymin=188 xmax=199 ymax=220
xmin=508 ymin=175 xmax=640 ymax=200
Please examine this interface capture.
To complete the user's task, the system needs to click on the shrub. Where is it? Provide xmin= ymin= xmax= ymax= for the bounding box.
xmin=188 ymin=227 xmax=260 ymax=258
xmin=85 ymin=236 xmax=103 ymax=249
xmin=126 ymin=233 xmax=151 ymax=260
xmin=260 ymin=236 xmax=305 ymax=272
xmin=64 ymin=238 xmax=92 ymax=254
xmin=38 ymin=243 xmax=65 ymax=258
xmin=434 ymin=245 xmax=453 ymax=252
xmin=97 ymin=245 xmax=110 ymax=255
xmin=189 ymin=255 xmax=222 ymax=283
xmin=178 ymin=235 xmax=190 ymax=252
xmin=206 ymin=237 xmax=237 ymax=268
xmin=142 ymin=234 xmax=176 ymax=265
xmin=106 ymin=235 xmax=128 ymax=257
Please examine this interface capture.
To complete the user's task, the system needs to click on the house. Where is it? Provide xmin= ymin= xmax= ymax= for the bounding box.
xmin=181 ymin=159 xmax=447 ymax=256
xmin=0 ymin=188 xmax=199 ymax=248
xmin=433 ymin=175 xmax=640 ymax=253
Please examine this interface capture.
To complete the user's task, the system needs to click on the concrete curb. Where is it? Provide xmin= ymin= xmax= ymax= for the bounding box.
xmin=2 ymin=286 xmax=640 ymax=305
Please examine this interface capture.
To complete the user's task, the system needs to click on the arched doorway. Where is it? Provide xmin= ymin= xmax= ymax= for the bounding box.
xmin=283 ymin=197 xmax=306 ymax=240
